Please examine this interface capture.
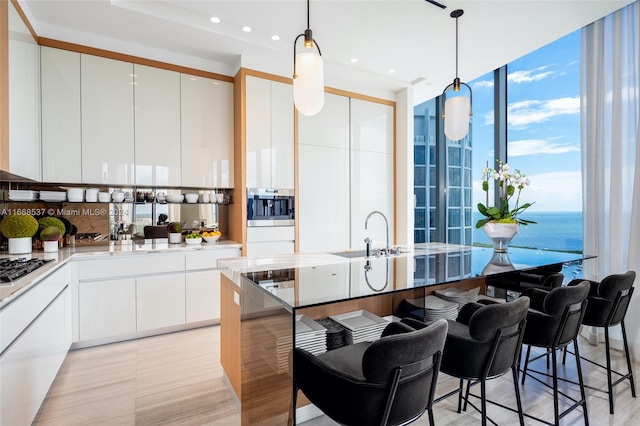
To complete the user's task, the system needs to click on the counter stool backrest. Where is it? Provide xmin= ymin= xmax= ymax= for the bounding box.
xmin=599 ymin=271 xmax=635 ymax=326
xmin=545 ymin=281 xmax=590 ymax=347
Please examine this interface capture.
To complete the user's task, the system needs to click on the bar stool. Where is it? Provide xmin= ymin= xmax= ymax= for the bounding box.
xmin=436 ymin=297 xmax=530 ymax=426
xmin=293 ymin=319 xmax=448 ymax=426
xmin=520 ymin=281 xmax=590 ymax=426
xmin=566 ymin=271 xmax=636 ymax=414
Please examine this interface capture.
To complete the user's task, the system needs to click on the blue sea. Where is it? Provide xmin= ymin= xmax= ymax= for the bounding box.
xmin=472 ymin=211 xmax=583 ymax=253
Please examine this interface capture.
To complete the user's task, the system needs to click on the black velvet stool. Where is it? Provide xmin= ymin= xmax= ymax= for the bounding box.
xmin=520 ymin=281 xmax=590 ymax=426
xmin=293 ymin=318 xmax=448 ymax=426
xmin=436 ymin=297 xmax=530 ymax=426
xmin=565 ymin=271 xmax=636 ymax=414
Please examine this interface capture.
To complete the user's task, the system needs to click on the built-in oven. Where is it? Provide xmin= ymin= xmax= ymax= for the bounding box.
xmin=247 ymin=188 xmax=294 ymax=227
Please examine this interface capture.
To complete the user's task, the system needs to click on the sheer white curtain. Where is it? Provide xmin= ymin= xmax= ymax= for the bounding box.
xmin=581 ymin=1 xmax=640 ymax=355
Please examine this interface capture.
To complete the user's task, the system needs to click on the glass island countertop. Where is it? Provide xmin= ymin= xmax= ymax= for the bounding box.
xmin=219 ymin=243 xmax=594 ymax=311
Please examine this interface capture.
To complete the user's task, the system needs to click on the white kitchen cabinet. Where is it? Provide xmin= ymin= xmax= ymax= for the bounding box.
xmin=8 ymin=2 xmax=40 ymax=181
xmin=245 ymin=75 xmax=294 ymax=189
xmin=0 ymin=262 xmax=72 ymax=426
xmin=136 ymin=274 xmax=185 ymax=331
xmin=0 ymin=288 xmax=70 ymax=426
xmin=350 ymin=99 xmax=394 ymax=251
xmin=41 ymin=46 xmax=82 ymax=183
xmin=298 ymin=93 xmax=350 ymax=253
xmin=134 ymin=64 xmax=181 ymax=186
xmin=350 ymin=98 xmax=394 ymax=154
xmin=80 ymin=54 xmax=135 ymax=185
xmin=74 ymin=249 xmax=239 ymax=344
xmin=246 ymin=226 xmax=295 ymax=257
xmin=77 ymin=252 xmax=185 ymax=281
xmin=298 ymin=95 xmax=394 ymax=252
xmin=180 ymin=74 xmax=234 ymax=188
xmin=78 ymin=278 xmax=136 ymax=341
xmin=186 ymin=270 xmax=220 ymax=322
xmin=185 ymin=248 xmax=240 ymax=322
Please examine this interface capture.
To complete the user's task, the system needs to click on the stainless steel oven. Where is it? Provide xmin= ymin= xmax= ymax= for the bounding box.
xmin=247 ymin=188 xmax=294 ymax=227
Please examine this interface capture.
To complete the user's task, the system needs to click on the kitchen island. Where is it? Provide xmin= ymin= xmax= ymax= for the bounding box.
xmin=218 ymin=243 xmax=595 ymax=425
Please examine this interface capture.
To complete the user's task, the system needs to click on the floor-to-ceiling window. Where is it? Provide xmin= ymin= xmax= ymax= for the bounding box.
xmin=414 ymin=28 xmax=582 ymax=254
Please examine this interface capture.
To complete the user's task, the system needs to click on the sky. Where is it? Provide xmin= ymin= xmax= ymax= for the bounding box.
xmin=470 ymin=29 xmax=582 ymax=212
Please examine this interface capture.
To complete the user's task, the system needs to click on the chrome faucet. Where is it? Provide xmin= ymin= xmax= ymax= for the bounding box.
xmin=365 ymin=211 xmax=390 ymax=255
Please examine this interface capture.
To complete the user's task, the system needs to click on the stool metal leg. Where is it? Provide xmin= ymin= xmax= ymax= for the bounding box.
xmin=480 ymin=379 xmax=487 ymax=426
xmin=551 ymin=348 xmax=560 ymax=426
xmin=512 ymin=365 xmax=525 ymax=426
xmin=621 ymin=321 xmax=637 ymax=398
xmin=521 ymin=345 xmax=532 ymax=385
xmin=605 ymin=327 xmax=614 ymax=414
xmin=573 ymin=338 xmax=590 ymax=426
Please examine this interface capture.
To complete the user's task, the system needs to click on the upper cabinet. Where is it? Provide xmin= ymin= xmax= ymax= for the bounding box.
xmin=38 ymin=48 xmax=235 ymax=188
xmin=41 ymin=47 xmax=81 ymax=183
xmin=298 ymin=93 xmax=351 ymax=253
xmin=80 ymin=54 xmax=135 ymax=185
xmin=350 ymin=99 xmax=395 ymax=249
xmin=181 ymin=74 xmax=234 ymax=188
xmin=134 ymin=65 xmax=181 ymax=187
xmin=8 ymin=2 xmax=40 ymax=181
xmin=298 ymin=95 xmax=395 ymax=253
xmin=245 ymin=75 xmax=294 ymax=189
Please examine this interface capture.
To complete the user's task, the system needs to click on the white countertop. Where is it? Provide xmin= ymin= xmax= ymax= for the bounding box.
xmin=0 ymin=239 xmax=242 ymax=309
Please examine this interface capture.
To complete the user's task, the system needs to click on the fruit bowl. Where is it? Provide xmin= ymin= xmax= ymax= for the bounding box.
xmin=202 ymin=234 xmax=221 ymax=243
xmin=185 ymin=237 xmax=202 ymax=245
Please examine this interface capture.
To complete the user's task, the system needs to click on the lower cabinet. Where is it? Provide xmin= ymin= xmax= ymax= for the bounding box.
xmin=78 ymin=278 xmax=137 ymax=341
xmin=0 ymin=286 xmax=71 ymax=426
xmin=186 ymin=270 xmax=220 ymax=323
xmin=75 ymin=248 xmax=241 ymax=344
xmin=137 ymin=274 xmax=186 ymax=331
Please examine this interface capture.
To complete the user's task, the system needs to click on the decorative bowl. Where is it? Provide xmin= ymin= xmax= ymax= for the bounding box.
xmin=185 ymin=237 xmax=202 ymax=245
xmin=202 ymin=234 xmax=221 ymax=243
xmin=184 ymin=193 xmax=199 ymax=203
xmin=166 ymin=194 xmax=184 ymax=203
xmin=67 ymin=188 xmax=84 ymax=202
xmin=112 ymin=191 xmax=125 ymax=202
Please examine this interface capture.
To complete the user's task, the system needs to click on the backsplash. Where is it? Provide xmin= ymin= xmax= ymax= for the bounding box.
xmin=3 ymin=200 xmax=110 ymax=247
xmin=0 ymin=183 xmax=233 ymax=248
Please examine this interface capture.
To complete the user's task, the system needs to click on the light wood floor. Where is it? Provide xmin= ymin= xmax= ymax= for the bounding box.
xmin=35 ymin=326 xmax=640 ymax=425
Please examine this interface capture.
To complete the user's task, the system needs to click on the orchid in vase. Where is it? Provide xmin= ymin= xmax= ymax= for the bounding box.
xmin=475 ymin=160 xmax=536 ymax=229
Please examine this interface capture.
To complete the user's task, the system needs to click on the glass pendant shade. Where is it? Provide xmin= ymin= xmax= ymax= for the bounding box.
xmin=294 ymin=50 xmax=324 ymax=116
xmin=444 ymin=95 xmax=470 ymax=140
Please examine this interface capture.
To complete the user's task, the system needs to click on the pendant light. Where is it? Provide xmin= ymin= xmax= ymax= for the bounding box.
xmin=442 ymin=9 xmax=472 ymax=141
xmin=293 ymin=0 xmax=324 ymax=116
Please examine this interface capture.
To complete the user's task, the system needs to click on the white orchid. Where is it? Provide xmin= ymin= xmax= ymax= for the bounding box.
xmin=477 ymin=160 xmax=536 ymax=228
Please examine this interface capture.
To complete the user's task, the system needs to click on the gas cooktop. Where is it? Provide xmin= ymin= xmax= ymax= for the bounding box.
xmin=0 ymin=258 xmax=54 ymax=283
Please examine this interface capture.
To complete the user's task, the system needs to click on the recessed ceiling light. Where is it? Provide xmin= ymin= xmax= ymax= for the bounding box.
xmin=210 ymin=17 xmax=220 ymax=24
xmin=272 ymin=35 xmax=280 ymax=41
xmin=350 ymin=58 xmax=358 ymax=63
xmin=389 ymin=69 xmax=396 ymax=73
xmin=242 ymin=26 xmax=252 ymax=32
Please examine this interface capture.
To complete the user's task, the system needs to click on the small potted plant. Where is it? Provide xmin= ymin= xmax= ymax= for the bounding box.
xmin=37 ymin=216 xmax=66 ymax=249
xmin=40 ymin=226 xmax=62 ymax=253
xmin=0 ymin=214 xmax=39 ymax=254
xmin=167 ymin=222 xmax=183 ymax=244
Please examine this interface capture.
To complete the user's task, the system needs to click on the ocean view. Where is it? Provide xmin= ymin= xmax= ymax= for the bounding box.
xmin=472 ymin=211 xmax=583 ymax=253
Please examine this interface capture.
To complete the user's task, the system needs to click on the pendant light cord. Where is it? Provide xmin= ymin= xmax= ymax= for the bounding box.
xmin=306 ymin=0 xmax=310 ymax=30
xmin=455 ymin=15 xmax=459 ymax=79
